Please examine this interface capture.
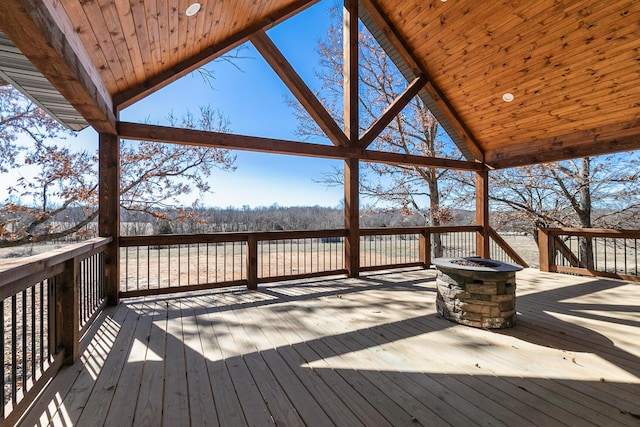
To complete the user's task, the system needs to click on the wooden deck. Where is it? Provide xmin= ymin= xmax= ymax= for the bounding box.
xmin=19 ymin=268 xmax=640 ymax=426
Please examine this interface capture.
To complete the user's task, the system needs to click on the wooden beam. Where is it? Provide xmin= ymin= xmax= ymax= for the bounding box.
xmin=344 ymin=0 xmax=360 ymax=277
xmin=0 ymin=0 xmax=116 ymax=133
xmin=475 ymin=170 xmax=490 ymax=258
xmin=114 ymin=0 xmax=319 ymax=109
xmin=358 ymin=74 xmax=427 ymax=149
xmin=98 ymin=133 xmax=120 ymax=306
xmin=344 ymin=157 xmax=360 ymax=277
xmin=118 ymin=121 xmax=484 ymax=171
xmin=344 ymin=0 xmax=359 ymax=146
xmin=359 ymin=0 xmax=484 ymax=161
xmin=360 ymin=150 xmax=485 ymax=171
xmin=250 ymin=30 xmax=348 ymax=147
xmin=118 ymin=121 xmax=348 ymax=159
xmin=485 ymin=125 xmax=640 ymax=169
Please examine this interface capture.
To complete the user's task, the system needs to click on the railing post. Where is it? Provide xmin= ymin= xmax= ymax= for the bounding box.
xmin=538 ymin=228 xmax=552 ymax=272
xmin=420 ymin=229 xmax=431 ymax=268
xmin=59 ymin=258 xmax=80 ymax=365
xmin=247 ymin=235 xmax=258 ymax=290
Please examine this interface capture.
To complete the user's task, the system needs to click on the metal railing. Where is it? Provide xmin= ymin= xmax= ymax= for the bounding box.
xmin=0 ymin=226 xmax=528 ymax=423
xmin=119 ymin=230 xmax=349 ymax=297
xmin=539 ymin=228 xmax=640 ymax=281
xmin=119 ymin=226 xmax=527 ymax=295
xmin=0 ymin=237 xmax=110 ymax=425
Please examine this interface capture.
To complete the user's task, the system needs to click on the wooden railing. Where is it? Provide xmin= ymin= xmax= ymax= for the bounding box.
xmin=539 ymin=228 xmax=640 ymax=281
xmin=488 ymin=227 xmax=530 ymax=267
xmin=0 ymin=237 xmax=111 ymax=425
xmin=120 ymin=226 xmax=527 ymax=296
xmin=119 ymin=230 xmax=349 ymax=297
xmin=0 ymin=227 xmax=526 ymax=423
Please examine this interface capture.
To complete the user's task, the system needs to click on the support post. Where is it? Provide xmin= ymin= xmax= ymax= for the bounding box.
xmin=419 ymin=229 xmax=431 ymax=268
xmin=345 ymin=158 xmax=360 ymax=277
xmin=538 ymin=228 xmax=552 ymax=272
xmin=99 ymin=133 xmax=120 ymax=305
xmin=475 ymin=169 xmax=490 ymax=258
xmin=59 ymin=258 xmax=79 ymax=365
xmin=343 ymin=0 xmax=360 ymax=278
xmin=247 ymin=235 xmax=258 ymax=290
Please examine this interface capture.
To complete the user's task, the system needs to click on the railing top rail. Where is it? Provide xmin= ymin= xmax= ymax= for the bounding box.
xmin=0 ymin=237 xmax=112 ymax=289
xmin=119 ymin=229 xmax=349 ymax=246
xmin=541 ymin=227 xmax=640 ymax=239
xmin=120 ymin=226 xmax=484 ymax=247
xmin=361 ymin=225 xmax=481 ymax=235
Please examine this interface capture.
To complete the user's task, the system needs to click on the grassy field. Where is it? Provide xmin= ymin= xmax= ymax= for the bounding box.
xmin=6 ymin=234 xmax=640 ymax=291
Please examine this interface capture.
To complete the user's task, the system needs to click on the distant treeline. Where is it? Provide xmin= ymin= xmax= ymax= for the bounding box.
xmin=121 ymin=205 xmax=477 ymax=236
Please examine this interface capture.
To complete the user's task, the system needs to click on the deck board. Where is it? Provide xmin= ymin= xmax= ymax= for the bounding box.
xmin=18 ymin=268 xmax=640 ymax=426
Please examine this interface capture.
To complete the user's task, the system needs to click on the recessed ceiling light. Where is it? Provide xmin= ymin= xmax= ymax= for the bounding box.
xmin=502 ymin=93 xmax=515 ymax=102
xmin=185 ymin=2 xmax=201 ymax=17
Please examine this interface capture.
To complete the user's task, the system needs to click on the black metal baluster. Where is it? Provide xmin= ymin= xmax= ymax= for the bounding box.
xmin=1 ymin=301 xmax=4 ymax=417
xmin=11 ymin=294 xmax=17 ymax=404
xmin=31 ymin=286 xmax=36 ymax=380
xmin=21 ymin=290 xmax=27 ymax=391
xmin=40 ymin=281 xmax=44 ymax=372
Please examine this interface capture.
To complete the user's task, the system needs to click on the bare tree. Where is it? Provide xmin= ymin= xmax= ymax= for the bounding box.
xmin=490 ymin=155 xmax=640 ymax=267
xmin=289 ymin=7 xmax=463 ymax=255
xmin=0 ymin=85 xmax=71 ymax=172
xmin=0 ymin=104 xmax=236 ymax=247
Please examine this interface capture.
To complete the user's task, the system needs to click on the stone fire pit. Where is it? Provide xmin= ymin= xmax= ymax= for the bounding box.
xmin=433 ymin=257 xmax=523 ymax=329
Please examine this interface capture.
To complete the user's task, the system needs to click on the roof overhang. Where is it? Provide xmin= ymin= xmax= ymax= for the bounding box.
xmin=0 ymin=30 xmax=88 ymax=131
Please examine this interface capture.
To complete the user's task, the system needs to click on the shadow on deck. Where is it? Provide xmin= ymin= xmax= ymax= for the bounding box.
xmin=20 ymin=268 xmax=640 ymax=426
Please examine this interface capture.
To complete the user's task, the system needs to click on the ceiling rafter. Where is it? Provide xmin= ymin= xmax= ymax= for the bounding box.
xmin=0 ymin=0 xmax=116 ymax=134
xmin=113 ymin=0 xmax=319 ymax=110
xmin=358 ymin=74 xmax=427 ymax=149
xmin=359 ymin=0 xmax=484 ymax=162
xmin=250 ymin=30 xmax=349 ymax=147
xmin=117 ymin=121 xmax=484 ymax=171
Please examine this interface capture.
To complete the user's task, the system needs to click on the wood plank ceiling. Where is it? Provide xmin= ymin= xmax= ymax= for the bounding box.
xmin=1 ymin=0 xmax=639 ymax=169
xmin=373 ymin=0 xmax=640 ymax=167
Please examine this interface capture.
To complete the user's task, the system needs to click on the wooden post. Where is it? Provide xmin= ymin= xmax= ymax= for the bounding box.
xmin=247 ymin=235 xmax=258 ymax=290
xmin=99 ymin=133 xmax=120 ymax=305
xmin=59 ymin=258 xmax=79 ymax=365
xmin=475 ymin=169 xmax=490 ymax=258
xmin=538 ymin=228 xmax=551 ymax=272
xmin=344 ymin=0 xmax=360 ymax=278
xmin=345 ymin=158 xmax=360 ymax=277
xmin=419 ymin=229 xmax=431 ymax=268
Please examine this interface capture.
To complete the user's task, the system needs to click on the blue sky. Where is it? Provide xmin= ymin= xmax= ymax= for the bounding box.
xmin=119 ymin=1 xmax=345 ymax=209
xmin=5 ymin=1 xmax=346 ymax=209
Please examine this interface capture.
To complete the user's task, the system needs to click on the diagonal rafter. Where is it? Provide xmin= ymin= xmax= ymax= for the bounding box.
xmin=359 ymin=0 xmax=484 ymax=162
xmin=250 ymin=30 xmax=349 ymax=147
xmin=358 ymin=74 xmax=427 ymax=149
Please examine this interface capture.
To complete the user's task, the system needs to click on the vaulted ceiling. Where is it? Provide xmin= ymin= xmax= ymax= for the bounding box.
xmin=1 ymin=0 xmax=639 ymax=169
